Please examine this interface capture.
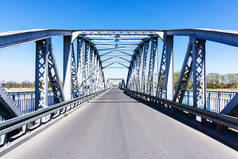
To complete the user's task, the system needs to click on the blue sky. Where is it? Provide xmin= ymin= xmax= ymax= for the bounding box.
xmin=0 ymin=0 xmax=238 ymax=82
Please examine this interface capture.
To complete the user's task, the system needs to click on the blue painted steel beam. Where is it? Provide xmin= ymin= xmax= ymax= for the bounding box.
xmin=165 ymin=29 xmax=238 ymax=47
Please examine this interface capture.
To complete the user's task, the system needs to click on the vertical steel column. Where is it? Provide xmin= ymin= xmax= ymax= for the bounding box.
xmin=93 ymin=50 xmax=97 ymax=93
xmin=71 ymin=43 xmax=79 ymax=98
xmin=63 ymin=36 xmax=73 ymax=100
xmin=134 ymin=52 xmax=139 ymax=91
xmin=136 ymin=48 xmax=143 ymax=92
xmin=132 ymin=60 xmax=137 ymax=91
xmin=35 ymin=38 xmax=64 ymax=110
xmin=78 ymin=38 xmax=86 ymax=96
xmin=89 ymin=45 xmax=94 ymax=94
xmin=153 ymin=39 xmax=159 ymax=96
xmin=35 ymin=41 xmax=41 ymax=110
xmin=156 ymin=38 xmax=166 ymax=98
xmin=147 ymin=37 xmax=158 ymax=95
xmin=141 ymin=42 xmax=149 ymax=93
xmin=35 ymin=39 xmax=49 ymax=109
xmin=130 ymin=58 xmax=136 ymax=91
xmin=166 ymin=35 xmax=174 ymax=100
xmin=77 ymin=38 xmax=83 ymax=96
xmin=96 ymin=58 xmax=100 ymax=92
xmin=192 ymin=38 xmax=206 ymax=109
xmin=86 ymin=43 xmax=91 ymax=95
xmin=82 ymin=41 xmax=89 ymax=95
xmin=157 ymin=35 xmax=174 ymax=99
xmin=139 ymin=45 xmax=144 ymax=92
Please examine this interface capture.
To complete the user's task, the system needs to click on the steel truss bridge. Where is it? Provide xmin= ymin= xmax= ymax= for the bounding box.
xmin=0 ymin=29 xmax=238 ymax=158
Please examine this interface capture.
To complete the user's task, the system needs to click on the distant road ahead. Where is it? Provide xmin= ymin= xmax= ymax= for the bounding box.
xmin=2 ymin=88 xmax=238 ymax=159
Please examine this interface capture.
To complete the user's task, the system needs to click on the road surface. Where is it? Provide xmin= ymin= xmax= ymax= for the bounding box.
xmin=2 ymin=88 xmax=238 ymax=159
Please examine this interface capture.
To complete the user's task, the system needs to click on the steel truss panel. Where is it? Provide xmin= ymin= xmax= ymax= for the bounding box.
xmin=71 ymin=44 xmax=79 ymax=98
xmin=85 ymin=42 xmax=90 ymax=95
xmin=173 ymin=38 xmax=193 ymax=103
xmin=156 ymin=35 xmax=174 ymax=100
xmin=138 ymin=45 xmax=144 ymax=92
xmin=89 ymin=45 xmax=94 ymax=94
xmin=141 ymin=42 xmax=150 ymax=93
xmin=77 ymin=38 xmax=84 ymax=96
xmin=173 ymin=37 xmax=206 ymax=109
xmin=192 ymin=38 xmax=206 ymax=108
xmin=147 ymin=37 xmax=158 ymax=95
xmin=63 ymin=36 xmax=80 ymax=100
xmin=156 ymin=39 xmax=167 ymax=98
xmin=35 ymin=38 xmax=64 ymax=109
xmin=136 ymin=47 xmax=143 ymax=92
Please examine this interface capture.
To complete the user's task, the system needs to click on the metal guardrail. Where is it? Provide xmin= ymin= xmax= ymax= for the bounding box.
xmin=8 ymin=90 xmax=55 ymax=114
xmin=0 ymin=89 xmax=108 ymax=146
xmin=183 ymin=90 xmax=237 ymax=113
xmin=124 ymin=89 xmax=238 ymax=132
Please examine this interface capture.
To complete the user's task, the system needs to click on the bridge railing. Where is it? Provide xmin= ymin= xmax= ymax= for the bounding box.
xmin=160 ymin=90 xmax=237 ymax=113
xmin=124 ymin=89 xmax=238 ymax=141
xmin=183 ymin=90 xmax=237 ymax=113
xmin=8 ymin=90 xmax=55 ymax=114
xmin=0 ymin=89 xmax=108 ymax=147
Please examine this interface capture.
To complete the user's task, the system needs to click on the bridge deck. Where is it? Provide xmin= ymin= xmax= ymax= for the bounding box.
xmin=2 ymin=88 xmax=238 ymax=159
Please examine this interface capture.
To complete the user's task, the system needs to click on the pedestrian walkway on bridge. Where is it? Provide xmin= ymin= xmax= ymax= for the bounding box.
xmin=2 ymin=88 xmax=237 ymax=159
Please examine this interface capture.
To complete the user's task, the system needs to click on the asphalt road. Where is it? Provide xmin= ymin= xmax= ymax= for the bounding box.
xmin=2 ymin=88 xmax=238 ymax=159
